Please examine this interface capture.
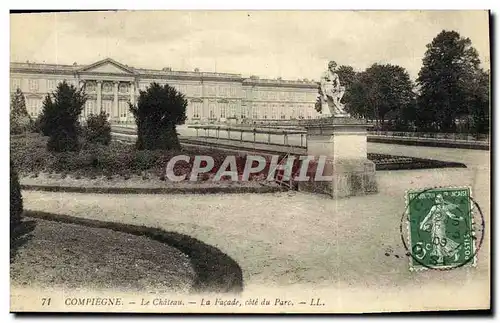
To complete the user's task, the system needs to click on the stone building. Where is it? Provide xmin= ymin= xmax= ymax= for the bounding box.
xmin=10 ymin=58 xmax=320 ymax=124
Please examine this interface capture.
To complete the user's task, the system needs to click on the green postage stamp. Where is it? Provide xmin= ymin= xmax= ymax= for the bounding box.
xmin=405 ymin=187 xmax=476 ymax=270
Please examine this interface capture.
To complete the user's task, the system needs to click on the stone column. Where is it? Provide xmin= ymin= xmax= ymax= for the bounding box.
xmin=113 ymin=81 xmax=119 ymax=123
xmin=96 ymin=80 xmax=102 ymax=114
xmin=128 ymin=81 xmax=135 ymax=124
xmin=201 ymin=80 xmax=207 ymax=121
xmin=129 ymin=81 xmax=135 ymax=106
xmin=79 ymin=80 xmax=85 ymax=90
xmin=298 ymin=117 xmax=377 ymax=199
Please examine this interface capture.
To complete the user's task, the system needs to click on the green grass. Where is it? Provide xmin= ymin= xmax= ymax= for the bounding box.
xmin=11 ymin=216 xmax=196 ymax=293
xmin=18 ymin=210 xmax=244 ymax=294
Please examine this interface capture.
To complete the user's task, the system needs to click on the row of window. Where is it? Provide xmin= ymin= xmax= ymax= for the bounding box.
xmin=244 ymin=90 xmax=315 ymax=102
xmin=11 ymin=78 xmax=78 ymax=93
xmin=84 ymin=81 xmax=132 ymax=94
xmin=137 ymin=82 xmax=316 ymax=102
xmin=23 ymin=97 xmax=314 ymax=120
xmin=20 ymin=98 xmax=134 ymax=119
xmin=12 ymin=78 xmax=317 ymax=104
xmin=138 ymin=83 xmax=240 ymax=98
xmin=187 ymin=102 xmax=316 ymax=119
xmin=82 ymin=100 xmax=133 ymax=119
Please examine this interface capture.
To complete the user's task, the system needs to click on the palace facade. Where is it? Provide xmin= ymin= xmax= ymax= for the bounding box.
xmin=10 ymin=58 xmax=320 ymax=124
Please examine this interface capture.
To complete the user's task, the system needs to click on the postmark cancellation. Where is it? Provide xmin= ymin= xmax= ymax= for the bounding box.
xmin=403 ymin=187 xmax=483 ymax=271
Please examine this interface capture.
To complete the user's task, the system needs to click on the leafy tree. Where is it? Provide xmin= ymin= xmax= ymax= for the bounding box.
xmin=336 ymin=65 xmax=357 ymax=91
xmin=10 ymin=88 xmax=32 ymax=134
xmin=348 ymin=63 xmax=414 ymax=127
xmin=467 ymin=69 xmax=490 ymax=135
xmin=46 ymin=81 xmax=87 ymax=152
xmin=315 ymin=65 xmax=357 ymax=113
xmin=83 ymin=111 xmax=112 ymax=145
xmin=129 ymin=82 xmax=187 ymax=150
xmin=416 ymin=30 xmax=483 ymax=132
xmin=36 ymin=94 xmax=57 ymax=136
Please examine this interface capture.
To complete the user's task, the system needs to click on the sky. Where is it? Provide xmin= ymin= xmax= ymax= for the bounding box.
xmin=10 ymin=10 xmax=490 ymax=81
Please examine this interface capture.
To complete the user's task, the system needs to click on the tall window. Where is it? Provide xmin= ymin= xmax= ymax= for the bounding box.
xmin=298 ymin=105 xmax=305 ymax=119
xmin=119 ymin=101 xmax=128 ymax=118
xmin=102 ymin=100 xmax=112 ymax=116
xmin=29 ymin=79 xmax=39 ymax=92
xmin=192 ymin=102 xmax=202 ymax=118
xmin=29 ymin=99 xmax=42 ymax=117
xmin=84 ymin=100 xmax=95 ymax=117
xmin=241 ymin=105 xmax=248 ymax=119
xmin=252 ymin=105 xmax=258 ymax=119
xmin=291 ymin=105 xmax=297 ymax=119
xmin=230 ymin=86 xmax=237 ymax=97
xmin=262 ymin=104 xmax=267 ymax=119
xmin=209 ymin=103 xmax=216 ymax=119
xmin=193 ymin=85 xmax=202 ymax=97
xmin=271 ymin=104 xmax=277 ymax=119
xmin=47 ymin=79 xmax=57 ymax=92
xmin=11 ymin=78 xmax=21 ymax=92
xmin=219 ymin=102 xmax=227 ymax=118
xmin=178 ymin=84 xmax=187 ymax=95
xmin=246 ymin=89 xmax=253 ymax=100
xmin=229 ymin=102 xmax=236 ymax=118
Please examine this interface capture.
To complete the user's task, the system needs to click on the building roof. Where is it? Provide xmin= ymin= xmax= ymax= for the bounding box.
xmin=10 ymin=57 xmax=318 ymax=88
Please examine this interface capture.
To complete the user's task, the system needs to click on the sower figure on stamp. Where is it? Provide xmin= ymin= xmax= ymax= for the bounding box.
xmin=319 ymin=61 xmax=349 ymax=117
xmin=419 ymin=194 xmax=464 ymax=265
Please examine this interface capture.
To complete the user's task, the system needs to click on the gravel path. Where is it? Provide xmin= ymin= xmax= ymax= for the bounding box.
xmin=18 ymin=145 xmax=490 ymax=311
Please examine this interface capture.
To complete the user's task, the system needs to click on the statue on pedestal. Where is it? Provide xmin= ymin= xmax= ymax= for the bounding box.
xmin=319 ymin=61 xmax=350 ymax=117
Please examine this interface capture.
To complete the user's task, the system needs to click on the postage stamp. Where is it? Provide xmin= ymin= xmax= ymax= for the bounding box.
xmin=405 ymin=187 xmax=476 ymax=271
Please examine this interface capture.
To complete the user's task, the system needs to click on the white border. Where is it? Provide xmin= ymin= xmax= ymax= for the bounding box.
xmin=4 ymin=2 xmax=496 ymax=321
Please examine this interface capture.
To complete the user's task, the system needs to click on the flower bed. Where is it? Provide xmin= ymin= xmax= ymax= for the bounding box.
xmin=11 ymin=133 xmax=466 ymax=186
xmin=10 ymin=133 xmax=285 ymax=182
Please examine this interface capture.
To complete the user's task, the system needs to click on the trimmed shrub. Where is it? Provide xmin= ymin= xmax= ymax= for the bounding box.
xmin=83 ymin=112 xmax=111 ymax=145
xmin=130 ymin=82 xmax=187 ymax=151
xmin=10 ymin=161 xmax=23 ymax=233
xmin=45 ymin=81 xmax=87 ymax=152
xmin=36 ymin=94 xmax=57 ymax=136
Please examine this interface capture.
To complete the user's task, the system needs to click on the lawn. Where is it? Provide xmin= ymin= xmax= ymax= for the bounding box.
xmin=10 ymin=217 xmax=196 ymax=293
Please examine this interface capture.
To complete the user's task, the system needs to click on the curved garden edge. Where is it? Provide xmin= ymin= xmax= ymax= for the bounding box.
xmin=20 ymin=183 xmax=285 ymax=195
xmin=22 ymin=210 xmax=244 ymax=295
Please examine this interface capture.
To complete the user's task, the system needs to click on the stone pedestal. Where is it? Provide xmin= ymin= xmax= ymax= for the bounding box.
xmin=298 ymin=117 xmax=377 ymax=199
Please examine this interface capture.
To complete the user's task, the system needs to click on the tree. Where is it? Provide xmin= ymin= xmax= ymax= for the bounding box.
xmin=36 ymin=94 xmax=57 ymax=136
xmin=417 ymin=30 xmax=483 ymax=132
xmin=10 ymin=88 xmax=32 ymax=134
xmin=467 ymin=69 xmax=490 ymax=135
xmin=83 ymin=111 xmax=112 ymax=145
xmin=348 ymin=63 xmax=415 ymax=127
xmin=315 ymin=65 xmax=357 ymax=113
xmin=129 ymin=82 xmax=187 ymax=150
xmin=46 ymin=81 xmax=87 ymax=152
